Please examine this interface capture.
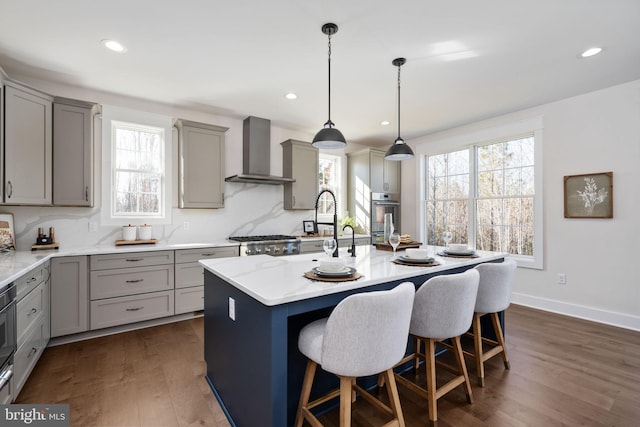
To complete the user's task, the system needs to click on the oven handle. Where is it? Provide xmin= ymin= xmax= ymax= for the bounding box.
xmin=372 ymin=200 xmax=400 ymax=206
xmin=0 ymin=365 xmax=13 ymax=390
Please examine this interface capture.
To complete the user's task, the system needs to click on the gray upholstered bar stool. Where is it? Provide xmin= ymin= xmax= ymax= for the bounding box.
xmin=393 ymin=269 xmax=479 ymax=427
xmin=468 ymin=258 xmax=517 ymax=386
xmin=295 ymin=282 xmax=415 ymax=427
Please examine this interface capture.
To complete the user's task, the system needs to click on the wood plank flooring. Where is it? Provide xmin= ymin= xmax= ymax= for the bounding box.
xmin=16 ymin=305 xmax=640 ymax=426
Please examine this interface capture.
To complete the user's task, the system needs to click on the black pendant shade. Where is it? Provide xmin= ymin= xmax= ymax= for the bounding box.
xmin=385 ymin=57 xmax=414 ymax=161
xmin=312 ymin=23 xmax=347 ymax=149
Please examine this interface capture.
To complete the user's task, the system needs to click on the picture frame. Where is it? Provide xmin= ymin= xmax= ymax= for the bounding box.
xmin=0 ymin=213 xmax=16 ymax=250
xmin=303 ymin=220 xmax=317 ymax=235
xmin=564 ymin=172 xmax=613 ymax=218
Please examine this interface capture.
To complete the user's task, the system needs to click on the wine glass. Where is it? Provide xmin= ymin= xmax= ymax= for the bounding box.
xmin=388 ymin=232 xmax=401 ymax=256
xmin=323 ymin=238 xmax=337 ymax=257
xmin=442 ymin=231 xmax=453 ymax=249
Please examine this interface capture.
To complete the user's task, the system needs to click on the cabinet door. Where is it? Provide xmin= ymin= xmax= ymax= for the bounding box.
xmin=51 ymin=256 xmax=88 ymax=337
xmin=53 ymin=101 xmax=94 ymax=206
xmin=370 ymin=150 xmax=385 ymax=193
xmin=383 ymin=158 xmax=401 ymax=194
xmin=4 ymin=84 xmax=53 ymax=205
xmin=282 ymin=140 xmax=319 ymax=210
xmin=177 ymin=120 xmax=227 ymax=208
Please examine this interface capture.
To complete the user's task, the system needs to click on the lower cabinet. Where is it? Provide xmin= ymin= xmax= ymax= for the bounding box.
xmin=14 ymin=261 xmax=50 ymax=399
xmin=90 ymin=291 xmax=175 ymax=329
xmin=50 ymin=256 xmax=88 ymax=337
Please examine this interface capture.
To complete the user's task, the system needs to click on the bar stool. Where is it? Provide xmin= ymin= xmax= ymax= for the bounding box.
xmin=393 ymin=269 xmax=479 ymax=427
xmin=295 ymin=282 xmax=415 ymax=427
xmin=468 ymin=259 xmax=517 ymax=386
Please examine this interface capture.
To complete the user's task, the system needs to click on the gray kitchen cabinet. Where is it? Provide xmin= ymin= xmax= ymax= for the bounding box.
xmin=175 ymin=119 xmax=228 ymax=209
xmin=174 ymin=246 xmax=238 ymax=314
xmin=50 ymin=256 xmax=89 ymax=337
xmin=3 ymin=81 xmax=53 ymax=205
xmin=14 ymin=261 xmax=50 ymax=398
xmin=281 ymin=139 xmax=319 ymax=210
xmin=347 ymin=148 xmax=401 ymax=233
xmin=53 ymin=97 xmax=98 ymax=206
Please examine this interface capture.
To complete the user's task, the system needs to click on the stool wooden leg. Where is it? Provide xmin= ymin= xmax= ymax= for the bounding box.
xmin=491 ymin=312 xmax=510 ymax=369
xmin=296 ymin=360 xmax=317 ymax=427
xmin=383 ymin=368 xmax=406 ymax=427
xmin=414 ymin=336 xmax=421 ymax=370
xmin=452 ymin=335 xmax=473 ymax=404
xmin=473 ymin=313 xmax=485 ymax=387
xmin=425 ymin=338 xmax=438 ymax=426
xmin=339 ymin=376 xmax=353 ymax=426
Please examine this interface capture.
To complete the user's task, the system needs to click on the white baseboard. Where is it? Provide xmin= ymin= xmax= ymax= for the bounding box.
xmin=511 ymin=293 xmax=640 ymax=332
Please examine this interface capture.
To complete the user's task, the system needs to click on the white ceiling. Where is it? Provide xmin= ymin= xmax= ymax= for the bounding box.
xmin=1 ymin=0 xmax=639 ymax=147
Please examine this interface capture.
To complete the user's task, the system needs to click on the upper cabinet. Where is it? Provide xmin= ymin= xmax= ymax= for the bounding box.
xmin=281 ymin=139 xmax=319 ymax=210
xmin=369 ymin=149 xmax=400 ymax=194
xmin=53 ymin=97 xmax=99 ymax=206
xmin=175 ymin=119 xmax=228 ymax=209
xmin=3 ymin=82 xmax=53 ymax=205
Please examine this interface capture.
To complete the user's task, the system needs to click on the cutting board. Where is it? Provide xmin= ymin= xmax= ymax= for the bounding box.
xmin=374 ymin=241 xmax=422 ymax=251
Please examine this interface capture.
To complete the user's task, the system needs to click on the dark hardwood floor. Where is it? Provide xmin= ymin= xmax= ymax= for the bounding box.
xmin=17 ymin=305 xmax=640 ymax=426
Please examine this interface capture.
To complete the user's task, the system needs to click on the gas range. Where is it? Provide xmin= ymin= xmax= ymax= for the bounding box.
xmin=228 ymin=235 xmax=301 ymax=256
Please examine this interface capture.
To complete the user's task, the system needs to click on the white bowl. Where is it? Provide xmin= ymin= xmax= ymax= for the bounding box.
xmin=319 ymin=258 xmax=346 ymax=272
xmin=448 ymin=243 xmax=469 ymax=252
xmin=405 ymin=248 xmax=430 ymax=259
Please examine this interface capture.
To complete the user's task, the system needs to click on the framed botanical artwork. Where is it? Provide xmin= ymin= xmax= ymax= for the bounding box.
xmin=0 ymin=213 xmax=15 ymax=250
xmin=303 ymin=220 xmax=317 ymax=235
xmin=564 ymin=172 xmax=613 ymax=218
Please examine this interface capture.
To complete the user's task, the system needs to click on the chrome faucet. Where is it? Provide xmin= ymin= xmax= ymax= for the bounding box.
xmin=342 ymin=225 xmax=356 ymax=257
xmin=314 ymin=189 xmax=338 ymax=257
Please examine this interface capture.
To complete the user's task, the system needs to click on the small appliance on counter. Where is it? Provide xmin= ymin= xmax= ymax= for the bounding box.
xmin=31 ymin=227 xmax=59 ymax=250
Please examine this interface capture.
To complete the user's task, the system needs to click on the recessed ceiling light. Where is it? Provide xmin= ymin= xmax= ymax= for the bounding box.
xmin=102 ymin=39 xmax=127 ymax=53
xmin=381 ymin=121 xmax=390 ymax=126
xmin=285 ymin=93 xmax=297 ymax=100
xmin=580 ymin=47 xmax=603 ymax=58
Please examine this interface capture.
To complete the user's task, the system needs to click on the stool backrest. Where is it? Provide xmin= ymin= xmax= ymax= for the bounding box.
xmin=474 ymin=259 xmax=517 ymax=314
xmin=410 ymin=269 xmax=480 ymax=340
xmin=322 ymin=282 xmax=415 ymax=377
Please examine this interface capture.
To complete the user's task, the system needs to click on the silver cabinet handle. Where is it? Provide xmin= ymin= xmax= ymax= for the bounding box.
xmin=293 ymin=196 xmax=296 ymax=207
xmin=126 ymin=258 xmax=143 ymax=262
xmin=28 ymin=347 xmax=37 ymax=358
xmin=125 ymin=279 xmax=144 ymax=283
xmin=27 ymin=307 xmax=38 ymax=316
xmin=125 ymin=307 xmax=144 ymax=312
xmin=85 ymin=186 xmax=89 ymax=202
xmin=202 ymin=253 xmax=215 ymax=257
xmin=27 ymin=277 xmax=37 ymax=283
xmin=6 ymin=181 xmax=12 ymax=198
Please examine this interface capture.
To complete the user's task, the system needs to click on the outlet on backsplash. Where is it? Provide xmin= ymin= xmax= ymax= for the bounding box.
xmin=88 ymin=222 xmax=98 ymax=232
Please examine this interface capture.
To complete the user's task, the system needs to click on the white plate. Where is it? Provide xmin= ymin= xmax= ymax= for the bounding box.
xmin=444 ymin=248 xmax=475 ymax=255
xmin=312 ymin=266 xmax=357 ymax=277
xmin=398 ymin=255 xmax=434 ymax=264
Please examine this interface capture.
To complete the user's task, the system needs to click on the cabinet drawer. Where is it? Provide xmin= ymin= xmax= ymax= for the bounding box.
xmin=175 ymin=246 xmax=238 ymax=264
xmin=175 ymin=286 xmax=204 ymax=314
xmin=90 ymin=265 xmax=174 ymax=300
xmin=90 ymin=291 xmax=174 ymax=330
xmin=17 ymin=282 xmax=47 ymax=343
xmin=175 ymin=262 xmax=205 ymax=289
xmin=16 ymin=264 xmax=47 ymax=302
xmin=90 ymin=251 xmax=174 ymax=271
xmin=300 ymin=241 xmax=324 ymax=253
xmin=14 ymin=318 xmax=48 ymax=397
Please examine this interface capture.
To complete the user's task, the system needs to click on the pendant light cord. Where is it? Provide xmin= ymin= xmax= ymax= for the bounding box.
xmin=327 ymin=32 xmax=332 ymax=127
xmin=397 ymin=63 xmax=401 ymax=140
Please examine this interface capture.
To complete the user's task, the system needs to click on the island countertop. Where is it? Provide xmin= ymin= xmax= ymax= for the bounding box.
xmin=200 ymin=245 xmax=505 ymax=306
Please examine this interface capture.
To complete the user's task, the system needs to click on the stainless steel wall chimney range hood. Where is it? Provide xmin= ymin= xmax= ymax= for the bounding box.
xmin=225 ymin=116 xmax=296 ymax=185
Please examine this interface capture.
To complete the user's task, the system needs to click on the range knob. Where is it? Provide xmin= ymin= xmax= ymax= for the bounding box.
xmin=245 ymin=249 xmax=254 ymax=255
xmin=274 ymin=247 xmax=282 ymax=254
xmin=265 ymin=247 xmax=272 ymax=254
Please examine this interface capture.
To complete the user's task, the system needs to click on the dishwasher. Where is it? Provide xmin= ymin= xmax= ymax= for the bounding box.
xmin=0 ymin=282 xmax=17 ymax=404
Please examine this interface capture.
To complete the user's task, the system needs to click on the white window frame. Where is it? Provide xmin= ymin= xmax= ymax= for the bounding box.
xmin=418 ymin=117 xmax=544 ymax=269
xmin=317 ymin=153 xmax=343 ymax=222
xmin=101 ymin=105 xmax=173 ymax=226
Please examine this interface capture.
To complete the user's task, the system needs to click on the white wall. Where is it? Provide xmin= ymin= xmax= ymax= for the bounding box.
xmin=2 ymin=74 xmax=331 ymax=250
xmin=402 ymin=80 xmax=640 ymax=331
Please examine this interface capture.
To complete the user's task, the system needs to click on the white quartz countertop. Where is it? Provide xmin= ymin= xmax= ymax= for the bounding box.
xmin=200 ymin=246 xmax=505 ymax=306
xmin=0 ymin=241 xmax=239 ymax=290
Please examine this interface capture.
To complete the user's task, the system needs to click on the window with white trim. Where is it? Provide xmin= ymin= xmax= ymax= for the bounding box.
xmin=423 ymin=123 xmax=542 ymax=269
xmin=112 ymin=121 xmax=165 ymax=218
xmin=317 ymin=153 xmax=341 ymax=215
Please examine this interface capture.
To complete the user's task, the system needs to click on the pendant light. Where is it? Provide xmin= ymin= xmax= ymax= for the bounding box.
xmin=385 ymin=57 xmax=414 ymax=161
xmin=312 ymin=23 xmax=347 ymax=149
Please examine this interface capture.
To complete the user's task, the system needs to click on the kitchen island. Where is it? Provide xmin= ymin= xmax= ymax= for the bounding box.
xmin=201 ymin=246 xmax=505 ymax=427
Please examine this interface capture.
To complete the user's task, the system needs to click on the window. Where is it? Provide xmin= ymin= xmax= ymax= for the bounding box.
xmin=421 ymin=118 xmax=543 ymax=269
xmin=317 ymin=153 xmax=341 ymax=215
xmin=101 ymin=105 xmax=173 ymax=226
xmin=112 ymin=121 xmax=164 ymax=217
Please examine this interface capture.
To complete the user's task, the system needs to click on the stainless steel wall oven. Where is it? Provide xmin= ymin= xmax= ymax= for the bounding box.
xmin=371 ymin=193 xmax=400 ymax=243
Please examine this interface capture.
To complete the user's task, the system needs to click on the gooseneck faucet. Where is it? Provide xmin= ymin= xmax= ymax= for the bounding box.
xmin=342 ymin=225 xmax=356 ymax=257
xmin=314 ymin=189 xmax=339 ymax=257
